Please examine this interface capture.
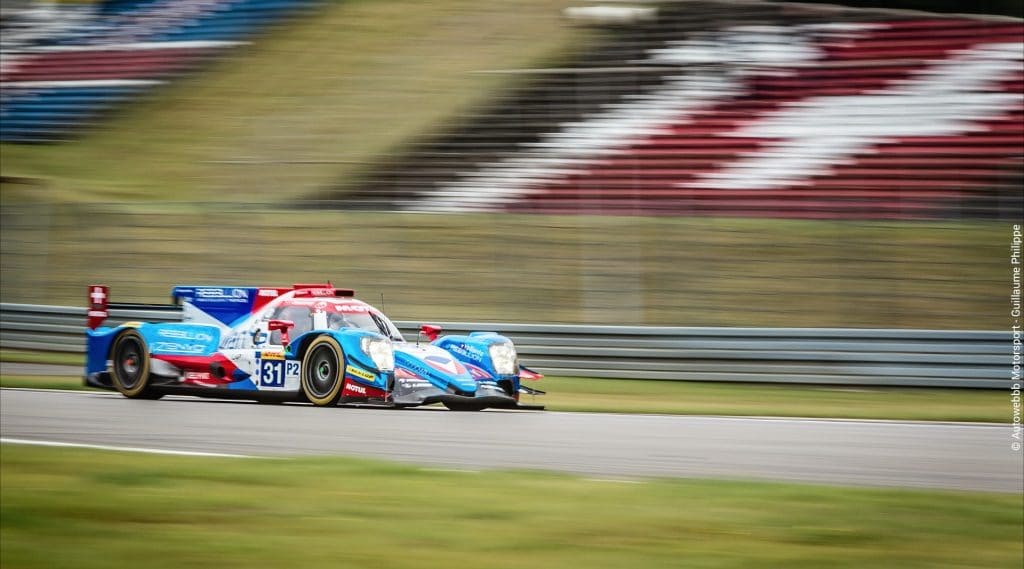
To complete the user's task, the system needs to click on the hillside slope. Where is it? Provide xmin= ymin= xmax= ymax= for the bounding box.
xmin=0 ymin=0 xmax=589 ymax=204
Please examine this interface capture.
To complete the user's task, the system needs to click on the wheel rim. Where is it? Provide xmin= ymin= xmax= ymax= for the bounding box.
xmin=116 ymin=338 xmax=143 ymax=389
xmin=306 ymin=345 xmax=338 ymax=398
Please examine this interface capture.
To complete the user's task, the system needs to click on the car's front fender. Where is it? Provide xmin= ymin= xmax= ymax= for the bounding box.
xmin=434 ymin=332 xmax=520 ymax=388
xmin=289 ymin=328 xmax=392 ymax=390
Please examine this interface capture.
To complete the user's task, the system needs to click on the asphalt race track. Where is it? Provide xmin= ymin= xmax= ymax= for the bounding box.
xmin=1 ymin=389 xmax=1021 ymax=493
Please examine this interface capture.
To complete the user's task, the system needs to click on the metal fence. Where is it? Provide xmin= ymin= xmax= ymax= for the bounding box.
xmin=1 ymin=303 xmax=1010 ymax=388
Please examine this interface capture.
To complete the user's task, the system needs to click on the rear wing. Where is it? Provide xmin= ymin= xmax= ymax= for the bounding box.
xmin=170 ymin=283 xmax=355 ymax=327
xmin=88 ymin=284 xmax=186 ymax=329
xmin=87 ymin=282 xmax=357 ymax=330
xmin=170 ymin=283 xmax=354 ymax=304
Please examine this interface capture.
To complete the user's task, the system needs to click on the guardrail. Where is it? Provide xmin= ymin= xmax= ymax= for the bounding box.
xmin=0 ymin=303 xmax=1011 ymax=388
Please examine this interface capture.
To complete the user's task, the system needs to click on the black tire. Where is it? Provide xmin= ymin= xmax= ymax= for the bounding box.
xmin=301 ymin=336 xmax=345 ymax=406
xmin=497 ymin=379 xmax=515 ymax=397
xmin=110 ymin=330 xmax=162 ymax=399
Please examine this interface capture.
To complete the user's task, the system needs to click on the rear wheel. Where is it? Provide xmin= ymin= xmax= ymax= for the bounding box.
xmin=110 ymin=330 xmax=162 ymax=399
xmin=301 ymin=336 xmax=345 ymax=406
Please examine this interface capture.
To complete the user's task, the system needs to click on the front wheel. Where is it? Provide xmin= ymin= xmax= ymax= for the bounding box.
xmin=301 ymin=336 xmax=345 ymax=406
xmin=110 ymin=330 xmax=162 ymax=399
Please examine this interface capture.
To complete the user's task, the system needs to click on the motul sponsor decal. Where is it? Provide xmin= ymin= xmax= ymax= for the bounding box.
xmin=344 ymin=382 xmax=367 ymax=396
xmin=342 ymin=379 xmax=387 ymax=399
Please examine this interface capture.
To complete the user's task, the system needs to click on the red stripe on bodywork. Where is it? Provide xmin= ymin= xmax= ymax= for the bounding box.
xmin=342 ymin=378 xmax=387 ymax=399
xmin=152 ymin=353 xmax=239 ymax=384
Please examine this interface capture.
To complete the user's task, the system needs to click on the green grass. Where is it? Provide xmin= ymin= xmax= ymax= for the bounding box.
xmin=0 ymin=350 xmax=82 ymax=366
xmin=1 ymin=445 xmax=1021 ymax=569
xmin=0 ymin=376 xmax=90 ymax=391
xmin=544 ymin=377 xmax=1009 ymax=423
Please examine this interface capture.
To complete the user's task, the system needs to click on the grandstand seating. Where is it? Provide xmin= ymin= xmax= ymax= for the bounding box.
xmin=0 ymin=0 xmax=317 ymax=142
xmin=347 ymin=3 xmax=1022 ymax=220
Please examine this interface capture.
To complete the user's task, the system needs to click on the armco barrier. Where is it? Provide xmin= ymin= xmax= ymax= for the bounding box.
xmin=0 ymin=303 xmax=1010 ymax=388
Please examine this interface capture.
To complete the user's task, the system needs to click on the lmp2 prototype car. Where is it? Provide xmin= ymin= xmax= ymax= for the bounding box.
xmin=84 ymin=283 xmax=544 ymax=410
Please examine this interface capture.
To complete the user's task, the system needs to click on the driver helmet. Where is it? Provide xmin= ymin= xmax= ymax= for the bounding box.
xmin=327 ymin=312 xmax=348 ymax=330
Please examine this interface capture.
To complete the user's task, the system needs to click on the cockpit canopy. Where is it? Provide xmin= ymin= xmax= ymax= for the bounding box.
xmin=266 ymin=298 xmax=403 ymax=343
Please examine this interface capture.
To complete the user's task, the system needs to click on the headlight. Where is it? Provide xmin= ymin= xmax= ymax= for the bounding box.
xmin=360 ymin=337 xmax=394 ymax=371
xmin=488 ymin=342 xmax=518 ymax=376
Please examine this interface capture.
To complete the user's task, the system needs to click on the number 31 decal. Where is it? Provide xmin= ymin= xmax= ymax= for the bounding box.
xmin=260 ymin=360 xmax=299 ymax=388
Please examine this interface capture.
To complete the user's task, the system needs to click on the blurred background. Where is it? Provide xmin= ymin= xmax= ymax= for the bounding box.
xmin=1 ymin=0 xmax=1021 ymax=329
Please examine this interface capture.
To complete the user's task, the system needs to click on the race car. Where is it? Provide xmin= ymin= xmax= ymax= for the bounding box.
xmin=84 ymin=283 xmax=544 ymax=410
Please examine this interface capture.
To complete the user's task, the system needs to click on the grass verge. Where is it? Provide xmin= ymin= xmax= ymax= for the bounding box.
xmin=0 ymin=364 xmax=1009 ymax=422
xmin=0 ymin=350 xmax=82 ymax=366
xmin=543 ymin=377 xmax=1009 ymax=423
xmin=1 ymin=445 xmax=1021 ymax=569
xmin=0 ymin=376 xmax=90 ymax=391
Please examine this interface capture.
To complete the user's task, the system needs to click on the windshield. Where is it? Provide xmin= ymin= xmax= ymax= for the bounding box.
xmin=326 ymin=309 xmax=404 ymax=342
xmin=265 ymin=299 xmax=405 ymax=343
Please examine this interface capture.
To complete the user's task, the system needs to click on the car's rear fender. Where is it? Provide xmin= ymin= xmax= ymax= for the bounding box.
xmin=85 ymin=325 xmax=123 ymax=375
xmin=84 ymin=322 xmax=221 ymax=375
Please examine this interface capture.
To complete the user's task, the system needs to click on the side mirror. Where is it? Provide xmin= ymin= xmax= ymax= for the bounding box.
xmin=268 ymin=319 xmax=295 ymax=346
xmin=419 ymin=324 xmax=442 ymax=343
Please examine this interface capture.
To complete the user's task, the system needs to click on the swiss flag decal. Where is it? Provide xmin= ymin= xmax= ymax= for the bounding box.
xmin=87 ymin=285 xmax=109 ymax=330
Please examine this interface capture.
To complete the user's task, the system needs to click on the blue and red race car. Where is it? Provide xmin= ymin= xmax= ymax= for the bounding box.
xmin=84 ymin=283 xmax=544 ymax=410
